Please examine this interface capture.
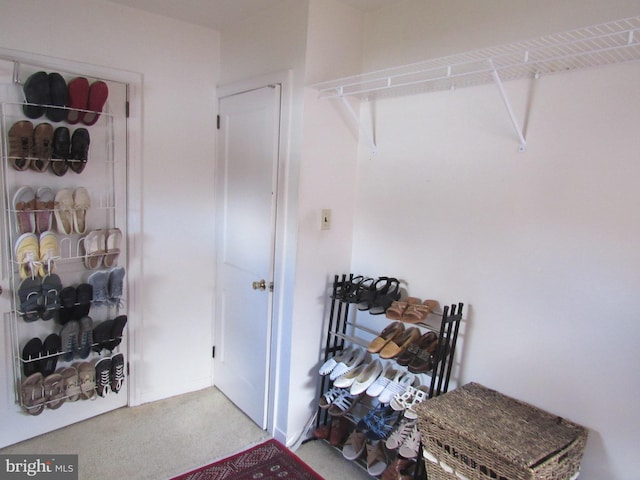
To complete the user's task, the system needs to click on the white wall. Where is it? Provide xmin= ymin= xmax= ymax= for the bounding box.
xmin=0 ymin=0 xmax=219 ymax=424
xmin=349 ymin=1 xmax=640 ymax=478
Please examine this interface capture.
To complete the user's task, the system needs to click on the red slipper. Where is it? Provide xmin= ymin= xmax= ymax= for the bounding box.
xmin=82 ymin=81 xmax=109 ymax=126
xmin=67 ymin=77 xmax=90 ymax=125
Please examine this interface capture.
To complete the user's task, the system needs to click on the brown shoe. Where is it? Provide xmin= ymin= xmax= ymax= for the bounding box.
xmin=329 ymin=417 xmax=349 ymax=446
xmin=32 ymin=122 xmax=54 ymax=172
xmin=8 ymin=120 xmax=34 ymax=171
xmin=379 ymin=327 xmax=420 ymax=359
xmin=367 ymin=321 xmax=404 ymax=353
xmin=381 ymin=458 xmax=415 ymax=480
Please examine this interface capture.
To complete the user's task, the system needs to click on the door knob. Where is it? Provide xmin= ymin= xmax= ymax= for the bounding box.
xmin=252 ymin=279 xmax=267 ymax=291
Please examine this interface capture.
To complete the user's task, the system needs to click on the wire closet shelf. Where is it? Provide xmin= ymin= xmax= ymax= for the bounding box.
xmin=312 ymin=16 xmax=640 ymax=100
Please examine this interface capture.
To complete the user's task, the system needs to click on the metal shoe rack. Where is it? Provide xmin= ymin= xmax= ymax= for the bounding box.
xmin=0 ymin=58 xmax=129 ymax=416
xmin=315 ymin=273 xmax=463 ymax=478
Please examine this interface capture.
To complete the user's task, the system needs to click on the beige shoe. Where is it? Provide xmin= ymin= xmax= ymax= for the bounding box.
xmin=76 ymin=362 xmax=96 ymax=400
xmin=73 ymin=187 xmax=90 ymax=234
xmin=54 ymin=188 xmax=74 ymax=235
xmin=15 ymin=233 xmax=40 ymax=279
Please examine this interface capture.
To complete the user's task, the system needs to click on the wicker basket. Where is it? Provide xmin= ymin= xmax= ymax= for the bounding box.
xmin=415 ymin=383 xmax=588 ymax=480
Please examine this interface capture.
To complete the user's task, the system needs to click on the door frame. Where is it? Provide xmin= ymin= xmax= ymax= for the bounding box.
xmin=215 ymin=70 xmax=292 ymax=438
xmin=0 ymin=46 xmax=143 ymax=408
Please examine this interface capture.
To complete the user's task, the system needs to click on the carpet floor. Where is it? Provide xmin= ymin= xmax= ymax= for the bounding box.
xmin=0 ymin=386 xmax=371 ymax=480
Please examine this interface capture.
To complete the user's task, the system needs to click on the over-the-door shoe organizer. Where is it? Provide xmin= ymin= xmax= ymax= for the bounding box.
xmin=2 ymin=62 xmax=128 ymax=416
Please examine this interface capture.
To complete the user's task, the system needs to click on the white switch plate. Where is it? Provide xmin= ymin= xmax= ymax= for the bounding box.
xmin=321 ymin=209 xmax=331 ymax=230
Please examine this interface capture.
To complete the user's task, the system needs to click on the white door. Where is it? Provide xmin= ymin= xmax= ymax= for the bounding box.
xmin=215 ymin=85 xmax=281 ymax=429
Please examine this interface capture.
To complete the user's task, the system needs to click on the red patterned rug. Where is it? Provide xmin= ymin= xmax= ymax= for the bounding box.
xmin=171 ymin=439 xmax=324 ymax=480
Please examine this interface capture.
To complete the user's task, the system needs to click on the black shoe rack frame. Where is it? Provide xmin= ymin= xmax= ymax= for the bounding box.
xmin=315 ymin=273 xmax=463 ymax=479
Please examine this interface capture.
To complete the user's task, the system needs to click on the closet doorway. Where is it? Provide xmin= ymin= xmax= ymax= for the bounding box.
xmin=214 ymin=83 xmax=282 ymax=430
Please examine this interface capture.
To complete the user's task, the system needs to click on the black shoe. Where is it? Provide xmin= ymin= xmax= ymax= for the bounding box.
xmin=51 ymin=127 xmax=70 ymax=176
xmin=111 ymin=353 xmax=125 ymax=393
xmin=92 ymin=319 xmax=114 ymax=353
xmin=45 ymin=73 xmax=69 ymax=122
xmin=41 ymin=333 xmax=61 ymax=376
xmin=73 ymin=283 xmax=93 ymax=319
xmin=69 ymin=128 xmax=90 ymax=174
xmin=108 ymin=315 xmax=127 ymax=351
xmin=22 ymin=71 xmax=50 ymax=119
xmin=94 ymin=357 xmax=112 ymax=397
xmin=58 ymin=286 xmax=77 ymax=325
xmin=22 ymin=337 xmax=43 ymax=377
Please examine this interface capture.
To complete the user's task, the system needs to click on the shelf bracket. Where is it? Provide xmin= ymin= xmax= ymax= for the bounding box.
xmin=489 ymin=60 xmax=527 ymax=153
xmin=336 ymin=88 xmax=377 ymax=157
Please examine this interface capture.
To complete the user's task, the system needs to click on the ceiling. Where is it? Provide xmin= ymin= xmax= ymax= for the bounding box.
xmin=105 ymin=0 xmax=402 ymax=31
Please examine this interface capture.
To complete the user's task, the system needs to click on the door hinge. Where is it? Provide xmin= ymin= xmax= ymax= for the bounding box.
xmin=126 ymin=361 xmax=130 ymax=376
xmin=216 ymin=115 xmax=220 ymax=129
xmin=125 ymin=101 xmax=130 ymax=118
xmin=212 ymin=346 xmax=216 ymax=358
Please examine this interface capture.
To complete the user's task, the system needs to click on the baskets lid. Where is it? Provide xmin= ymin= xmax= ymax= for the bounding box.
xmin=416 ymin=382 xmax=586 ymax=469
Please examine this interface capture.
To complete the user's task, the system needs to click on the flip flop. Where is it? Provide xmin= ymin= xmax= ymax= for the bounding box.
xmin=67 ymin=77 xmax=90 ymax=124
xmin=35 ymin=187 xmax=55 ymax=234
xmin=58 ymin=286 xmax=77 ymax=325
xmin=18 ymin=276 xmax=42 ymax=322
xmin=21 ymin=372 xmax=46 ymax=415
xmin=77 ymin=362 xmax=96 ymax=400
xmin=54 ymin=188 xmax=74 ymax=235
xmin=73 ymin=187 xmax=90 ymax=234
xmin=32 ymin=122 xmax=54 ymax=172
xmin=13 ymin=186 xmax=36 ymax=235
xmin=82 ymin=81 xmax=109 ymax=126
xmin=103 ymin=228 xmax=122 ymax=267
xmin=41 ymin=333 xmax=61 ymax=376
xmin=44 ymin=373 xmax=66 ymax=409
xmin=59 ymin=366 xmax=82 ymax=401
xmin=22 ymin=337 xmax=43 ymax=377
xmin=40 ymin=273 xmax=62 ymax=321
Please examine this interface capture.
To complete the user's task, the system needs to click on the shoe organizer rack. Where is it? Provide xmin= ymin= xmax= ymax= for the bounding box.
xmin=0 ymin=58 xmax=129 ymax=419
xmin=314 ymin=273 xmax=463 ymax=479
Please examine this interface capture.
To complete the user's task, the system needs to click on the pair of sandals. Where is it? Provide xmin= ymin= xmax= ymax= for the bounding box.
xmin=318 ymin=386 xmax=363 ymax=417
xmin=333 ymin=276 xmax=401 ymax=315
xmin=386 ymin=297 xmax=438 ymax=323
xmin=82 ymin=228 xmax=122 ymax=270
xmin=18 ymin=273 xmax=62 ymax=322
xmin=390 ymin=384 xmax=430 ymax=419
xmin=21 ymin=362 xmax=97 ymax=415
